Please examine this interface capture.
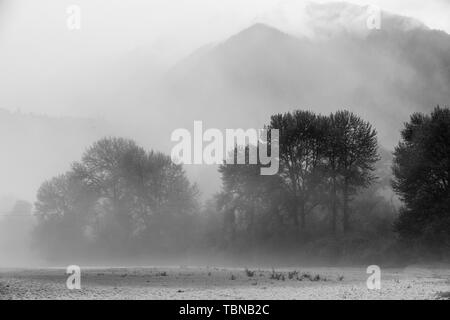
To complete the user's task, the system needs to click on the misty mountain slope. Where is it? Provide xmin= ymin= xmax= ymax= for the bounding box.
xmin=0 ymin=109 xmax=114 ymax=200
xmin=162 ymin=23 xmax=323 ymax=127
xmin=147 ymin=12 xmax=450 ymax=198
xmin=301 ymin=2 xmax=428 ymax=37
xmin=161 ymin=17 xmax=450 ymax=148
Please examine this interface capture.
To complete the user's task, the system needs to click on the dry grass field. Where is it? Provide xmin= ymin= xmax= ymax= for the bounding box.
xmin=1 ymin=266 xmax=449 ymax=300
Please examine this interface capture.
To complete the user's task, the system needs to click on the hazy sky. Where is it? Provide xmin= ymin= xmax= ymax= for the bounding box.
xmin=0 ymin=0 xmax=449 ymax=116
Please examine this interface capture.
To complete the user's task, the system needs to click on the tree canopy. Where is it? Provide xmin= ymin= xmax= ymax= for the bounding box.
xmin=392 ymin=106 xmax=450 ymax=255
xmin=34 ymin=137 xmax=199 ymax=259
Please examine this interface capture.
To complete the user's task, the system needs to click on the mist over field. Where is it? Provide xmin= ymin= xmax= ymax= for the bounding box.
xmin=0 ymin=1 xmax=449 ymax=277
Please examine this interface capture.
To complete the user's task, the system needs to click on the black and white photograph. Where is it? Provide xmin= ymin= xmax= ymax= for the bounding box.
xmin=0 ymin=0 xmax=449 ymax=304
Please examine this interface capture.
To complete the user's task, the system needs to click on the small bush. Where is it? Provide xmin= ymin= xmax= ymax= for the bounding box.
xmin=270 ymin=269 xmax=285 ymax=281
xmin=437 ymin=292 xmax=450 ymax=300
xmin=245 ymin=269 xmax=255 ymax=277
xmin=297 ymin=272 xmax=326 ymax=281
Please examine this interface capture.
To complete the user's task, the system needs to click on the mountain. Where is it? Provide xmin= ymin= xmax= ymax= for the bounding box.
xmin=159 ymin=12 xmax=450 ymax=149
xmin=145 ymin=5 xmax=450 ymax=197
xmin=301 ymin=2 xmax=428 ymax=37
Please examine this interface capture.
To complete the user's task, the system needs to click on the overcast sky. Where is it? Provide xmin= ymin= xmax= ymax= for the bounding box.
xmin=0 ymin=0 xmax=449 ymax=116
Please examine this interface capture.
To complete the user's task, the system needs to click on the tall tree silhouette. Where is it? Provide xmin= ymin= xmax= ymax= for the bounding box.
xmin=269 ymin=111 xmax=327 ymax=233
xmin=330 ymin=111 xmax=379 ymax=234
xmin=393 ymin=106 xmax=450 ymax=254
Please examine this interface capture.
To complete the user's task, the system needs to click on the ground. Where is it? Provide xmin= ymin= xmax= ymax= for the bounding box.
xmin=0 ymin=266 xmax=449 ymax=300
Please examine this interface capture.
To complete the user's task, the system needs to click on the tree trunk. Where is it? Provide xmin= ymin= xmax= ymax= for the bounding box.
xmin=248 ymin=205 xmax=256 ymax=248
xmin=331 ymin=176 xmax=337 ymax=236
xmin=290 ymin=200 xmax=299 ymax=229
xmin=224 ymin=207 xmax=236 ymax=248
xmin=300 ymin=203 xmax=306 ymax=231
xmin=342 ymin=182 xmax=350 ymax=234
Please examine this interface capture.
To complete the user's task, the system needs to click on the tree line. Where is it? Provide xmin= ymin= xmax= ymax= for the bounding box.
xmin=33 ymin=107 xmax=450 ymax=263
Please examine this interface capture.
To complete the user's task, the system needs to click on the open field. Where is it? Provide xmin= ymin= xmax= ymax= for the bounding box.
xmin=0 ymin=266 xmax=449 ymax=300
